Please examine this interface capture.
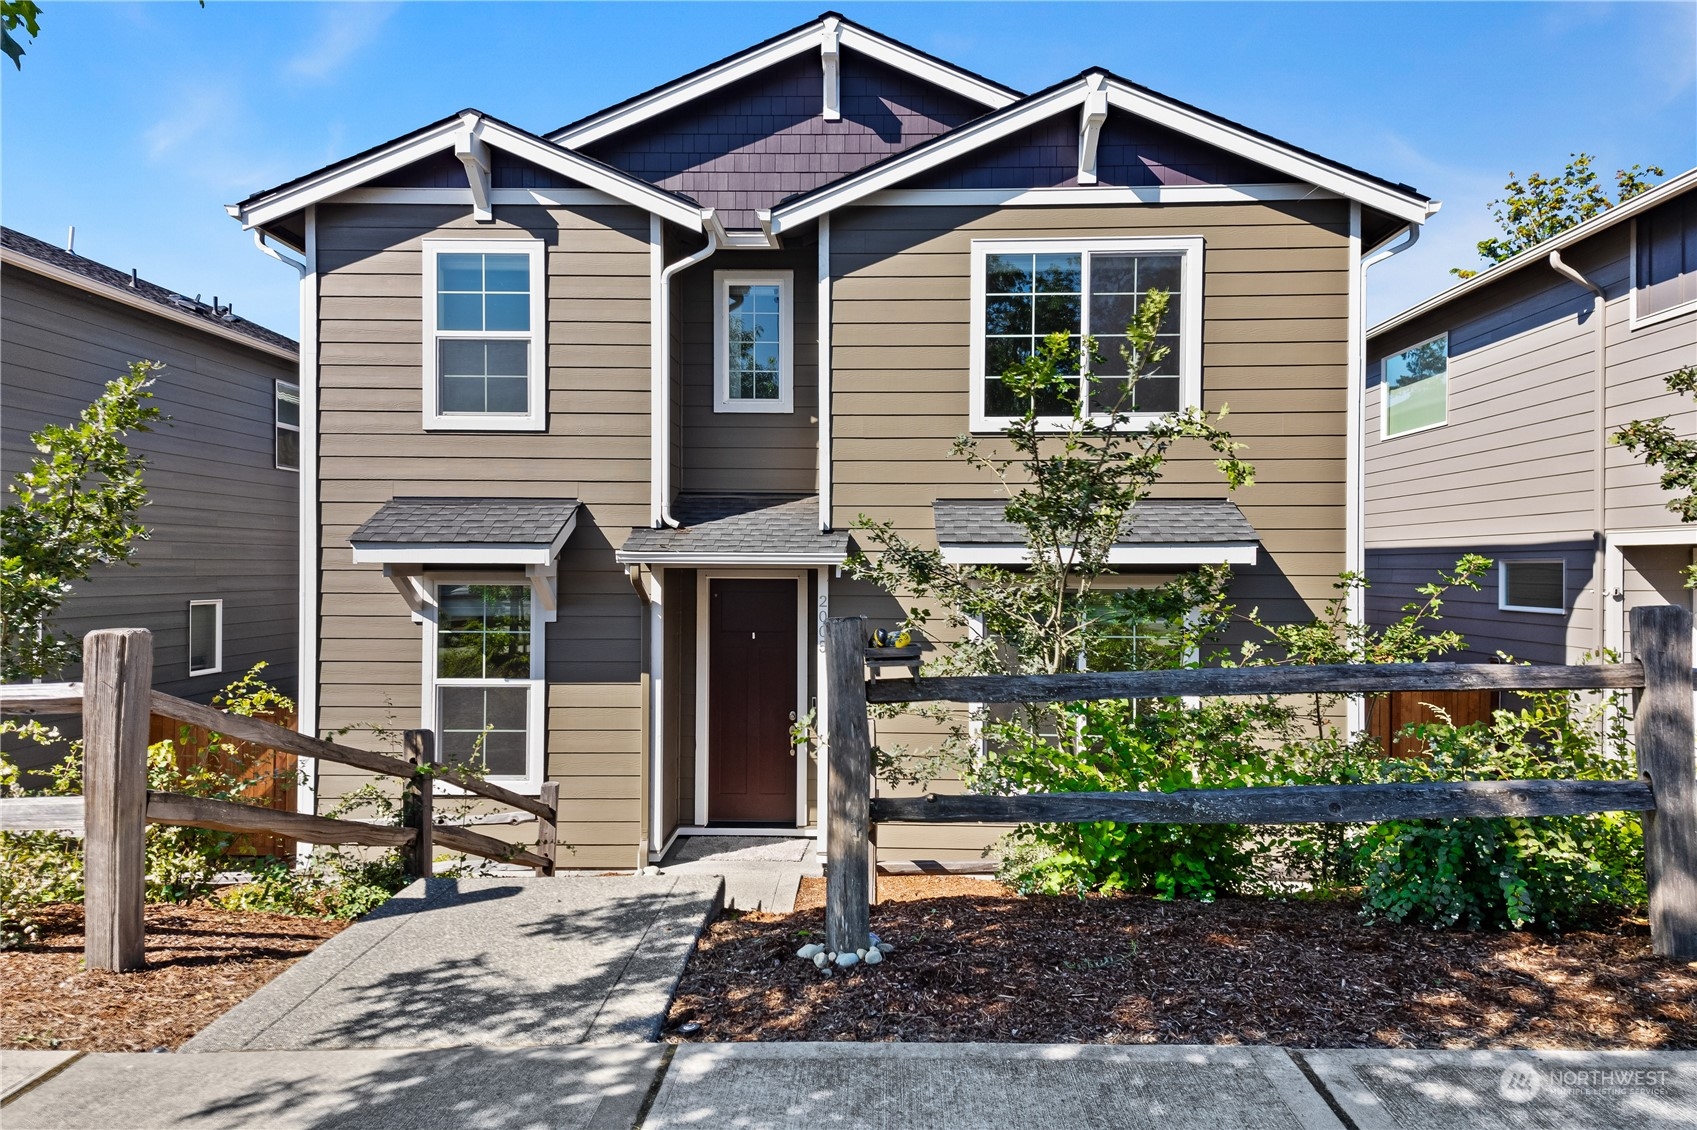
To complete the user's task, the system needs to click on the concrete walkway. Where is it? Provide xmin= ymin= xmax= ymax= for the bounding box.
xmin=6 ymin=1043 xmax=1693 ymax=1129
xmin=184 ymin=874 xmax=723 ymax=1051
xmin=655 ymin=835 xmax=819 ymax=913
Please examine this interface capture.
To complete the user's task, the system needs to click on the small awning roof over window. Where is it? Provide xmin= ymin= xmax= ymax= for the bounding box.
xmin=349 ymin=497 xmax=580 ymax=566
xmin=617 ymin=493 xmax=848 ymax=566
xmin=932 ymin=497 xmax=1259 ymax=566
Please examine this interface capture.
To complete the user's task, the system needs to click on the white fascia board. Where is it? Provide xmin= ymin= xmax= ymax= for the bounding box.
xmin=236 ymin=120 xmax=465 ymax=229
xmin=1099 ymin=82 xmax=1431 ymax=225
xmin=0 ymin=249 xmax=299 ymax=363
xmin=472 ymin=119 xmax=704 ymax=229
xmin=351 ymin=516 xmax=576 ymax=567
xmin=861 ymin=184 xmax=1338 ymax=208
xmin=940 ymin=543 xmax=1259 ymax=566
xmin=1371 ymin=165 xmax=1697 ymax=341
xmin=613 ymin=550 xmax=847 ymax=566
xmin=551 ymin=22 xmax=1015 ymax=149
xmin=332 ymin=187 xmax=624 ymax=207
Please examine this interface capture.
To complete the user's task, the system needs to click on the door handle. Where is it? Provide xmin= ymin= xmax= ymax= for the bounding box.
xmin=789 ymin=710 xmax=797 ymax=722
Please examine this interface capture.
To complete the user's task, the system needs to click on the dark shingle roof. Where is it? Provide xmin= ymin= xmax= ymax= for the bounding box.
xmin=933 ymin=498 xmax=1258 ymax=545
xmin=618 ymin=494 xmax=849 ymax=562
xmin=351 ymin=497 xmax=580 ymax=546
xmin=0 ymin=227 xmax=299 ymax=355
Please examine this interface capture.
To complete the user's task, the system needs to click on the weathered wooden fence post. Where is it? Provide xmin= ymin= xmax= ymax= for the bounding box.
xmin=83 ymin=628 xmax=152 ymax=972
xmin=1631 ymin=605 xmax=1697 ymax=958
xmin=824 ymin=616 xmax=871 ymax=955
xmin=536 ymin=781 xmax=560 ymax=877
xmin=402 ymin=729 xmax=434 ymax=880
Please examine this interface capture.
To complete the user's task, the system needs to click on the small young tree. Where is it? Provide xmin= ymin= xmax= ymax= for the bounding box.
xmin=1612 ymin=365 xmax=1697 ymax=584
xmin=1451 ymin=154 xmax=1663 ymax=279
xmin=1 ymin=363 xmax=161 ymax=680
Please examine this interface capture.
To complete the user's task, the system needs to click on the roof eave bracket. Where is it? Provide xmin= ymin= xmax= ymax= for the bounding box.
xmin=821 ymin=17 xmax=843 ymax=122
xmin=1077 ymin=74 xmax=1109 ymax=186
xmin=455 ymin=114 xmax=494 ymax=223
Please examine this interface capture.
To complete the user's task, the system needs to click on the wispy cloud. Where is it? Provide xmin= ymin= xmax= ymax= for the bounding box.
xmin=143 ymin=93 xmax=224 ymax=160
xmin=284 ymin=2 xmax=398 ymax=84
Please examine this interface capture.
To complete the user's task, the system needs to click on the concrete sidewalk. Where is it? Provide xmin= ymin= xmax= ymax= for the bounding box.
xmin=184 ymin=874 xmax=723 ymax=1051
xmin=6 ymin=1043 xmax=1692 ymax=1129
xmin=655 ymin=835 xmax=820 ymax=913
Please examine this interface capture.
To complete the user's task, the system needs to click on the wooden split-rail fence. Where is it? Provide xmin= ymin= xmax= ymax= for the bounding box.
xmin=822 ymin=606 xmax=1697 ymax=960
xmin=0 ymin=628 xmax=560 ymax=972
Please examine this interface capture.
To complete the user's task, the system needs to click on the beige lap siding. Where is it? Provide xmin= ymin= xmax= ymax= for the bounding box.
xmin=829 ymin=200 xmax=1353 ymax=860
xmin=315 ymin=201 xmax=651 ymax=868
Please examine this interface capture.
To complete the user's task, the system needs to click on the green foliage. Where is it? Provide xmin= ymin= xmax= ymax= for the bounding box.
xmin=1 ymin=0 xmax=41 ymax=69
xmin=1612 ymin=366 xmax=1697 ymax=584
xmin=1 ymin=364 xmax=163 ymax=680
xmin=1358 ymin=691 xmax=1644 ymax=931
xmin=1453 ymin=154 xmax=1664 ymax=278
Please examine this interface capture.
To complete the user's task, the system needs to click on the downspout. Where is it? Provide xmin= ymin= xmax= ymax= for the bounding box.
xmin=653 ymin=209 xmax=722 ymax=528
xmin=1548 ymin=249 xmax=1608 ymax=655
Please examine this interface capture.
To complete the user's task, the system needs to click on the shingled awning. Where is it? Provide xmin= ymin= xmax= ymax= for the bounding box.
xmin=932 ymin=498 xmax=1258 ymax=566
xmin=617 ymin=493 xmax=848 ymax=565
xmin=349 ymin=497 xmax=580 ymax=565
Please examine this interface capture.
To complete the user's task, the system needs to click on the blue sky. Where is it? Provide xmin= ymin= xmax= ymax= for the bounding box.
xmin=2 ymin=2 xmax=1693 ymax=337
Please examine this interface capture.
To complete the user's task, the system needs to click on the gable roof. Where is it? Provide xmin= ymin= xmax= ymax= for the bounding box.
xmin=228 ymin=110 xmax=708 ymax=236
xmin=1369 ymin=165 xmax=1697 ymax=344
xmin=768 ymin=68 xmax=1436 ymax=233
xmin=1 ymin=226 xmax=298 ymax=361
xmin=548 ymin=12 xmax=1019 ymax=149
xmin=933 ymin=497 xmax=1258 ymax=546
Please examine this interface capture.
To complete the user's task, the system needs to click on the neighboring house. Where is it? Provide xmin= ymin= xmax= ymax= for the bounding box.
xmin=1365 ymin=169 xmax=1697 ymax=666
xmin=0 ymin=227 xmax=301 ymax=709
xmin=226 ymin=12 xmax=1436 ymax=868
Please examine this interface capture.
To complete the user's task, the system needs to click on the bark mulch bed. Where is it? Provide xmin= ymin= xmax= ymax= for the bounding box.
xmin=1 ymin=903 xmax=345 ymax=1052
xmin=668 ymin=876 xmax=1697 ymax=1049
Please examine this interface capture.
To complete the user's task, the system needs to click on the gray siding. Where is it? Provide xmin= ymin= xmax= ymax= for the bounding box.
xmin=0 ymin=266 xmax=299 ymax=700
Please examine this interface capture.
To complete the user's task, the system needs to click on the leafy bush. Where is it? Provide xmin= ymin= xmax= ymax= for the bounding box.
xmin=1357 ymin=690 xmax=1644 ymax=931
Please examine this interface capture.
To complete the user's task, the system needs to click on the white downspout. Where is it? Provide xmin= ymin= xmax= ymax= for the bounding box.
xmin=1548 ymin=248 xmax=1608 ymax=657
xmin=653 ymin=210 xmax=721 ymax=528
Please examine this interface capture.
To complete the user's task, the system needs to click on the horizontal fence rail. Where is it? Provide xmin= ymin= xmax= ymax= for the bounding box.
xmin=824 ymin=608 xmax=1697 ymax=961
xmin=866 ymin=661 xmax=1647 ymax=705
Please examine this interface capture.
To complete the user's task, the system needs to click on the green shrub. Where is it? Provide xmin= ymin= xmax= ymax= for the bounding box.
xmin=1357 ymin=690 xmax=1645 ymax=930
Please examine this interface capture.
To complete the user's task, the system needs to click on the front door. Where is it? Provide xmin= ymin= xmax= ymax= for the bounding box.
xmin=707 ymin=578 xmax=798 ymax=824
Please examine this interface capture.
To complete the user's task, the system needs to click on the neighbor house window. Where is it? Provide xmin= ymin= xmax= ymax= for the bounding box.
xmin=422 ymin=240 xmax=546 ymax=431
xmin=188 ymin=600 xmax=222 ymax=676
xmin=1633 ymin=194 xmax=1697 ymax=327
xmin=714 ymin=271 xmax=793 ymax=413
xmin=275 ymin=379 xmax=300 ymax=471
xmin=1382 ymin=332 xmax=1448 ymax=438
xmin=429 ymin=582 xmax=542 ymax=785
xmin=1500 ymin=560 xmax=1564 ymax=614
xmin=970 ymin=237 xmax=1204 ymax=431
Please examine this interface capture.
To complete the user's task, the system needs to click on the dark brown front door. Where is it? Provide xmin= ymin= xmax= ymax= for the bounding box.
xmin=708 ymin=578 xmax=798 ymax=824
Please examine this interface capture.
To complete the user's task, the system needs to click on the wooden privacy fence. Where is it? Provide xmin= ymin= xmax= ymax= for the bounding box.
xmin=821 ymin=606 xmax=1697 ymax=960
xmin=0 ymin=628 xmax=561 ymax=972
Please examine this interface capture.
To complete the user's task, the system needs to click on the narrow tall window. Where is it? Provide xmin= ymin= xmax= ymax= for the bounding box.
xmin=715 ymin=271 xmax=793 ymax=413
xmin=1633 ymin=195 xmax=1697 ymax=326
xmin=275 ymin=379 xmax=300 ymax=471
xmin=1382 ymin=333 xmax=1448 ymax=438
xmin=422 ymin=240 xmax=546 ymax=430
xmin=433 ymin=583 xmax=538 ymax=782
xmin=188 ymin=600 xmax=222 ymax=676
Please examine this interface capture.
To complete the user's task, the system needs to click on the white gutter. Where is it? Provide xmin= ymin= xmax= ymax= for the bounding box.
xmin=1548 ymin=248 xmax=1608 ymax=655
xmin=817 ymin=215 xmax=832 ymax=532
xmin=651 ymin=211 xmax=722 ymax=528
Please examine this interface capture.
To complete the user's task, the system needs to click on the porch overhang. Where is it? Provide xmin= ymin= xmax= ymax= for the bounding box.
xmin=617 ymin=493 xmax=850 ymax=567
xmin=933 ymin=497 xmax=1260 ymax=568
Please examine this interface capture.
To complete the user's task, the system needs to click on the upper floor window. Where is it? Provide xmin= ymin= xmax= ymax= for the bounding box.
xmin=969 ymin=237 xmax=1203 ymax=431
xmin=1382 ymin=332 xmax=1448 ymax=439
xmin=421 ymin=239 xmax=546 ymax=432
xmin=275 ymin=379 xmax=300 ymax=471
xmin=714 ymin=271 xmax=793 ymax=413
xmin=1633 ymin=194 xmax=1697 ymax=328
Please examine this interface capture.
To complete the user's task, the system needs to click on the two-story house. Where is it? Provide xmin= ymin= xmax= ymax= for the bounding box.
xmin=1365 ymin=169 xmax=1697 ymax=666
xmin=228 ymin=13 xmax=1436 ymax=868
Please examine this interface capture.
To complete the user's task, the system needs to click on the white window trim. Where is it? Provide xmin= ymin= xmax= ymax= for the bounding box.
xmin=275 ymin=378 xmax=300 ymax=472
xmin=1379 ymin=330 xmax=1450 ymax=441
xmin=713 ymin=270 xmax=795 ymax=414
xmin=187 ymin=599 xmax=223 ymax=677
xmin=419 ymin=573 xmax=547 ymax=792
xmin=421 ymin=238 xmax=547 ymax=432
xmin=1628 ymin=215 xmax=1697 ymax=331
xmin=968 ymin=236 xmax=1204 ymax=433
xmin=1498 ymin=559 xmax=1566 ymax=615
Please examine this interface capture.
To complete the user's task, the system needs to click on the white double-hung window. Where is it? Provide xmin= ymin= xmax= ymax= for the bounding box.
xmin=424 ymin=581 xmax=545 ymax=788
xmin=969 ymin=237 xmax=1203 ymax=431
xmin=714 ymin=270 xmax=794 ymax=413
xmin=422 ymin=239 xmax=546 ymax=431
